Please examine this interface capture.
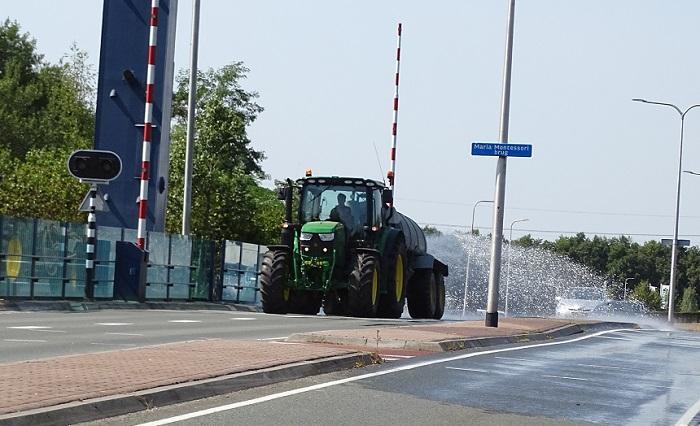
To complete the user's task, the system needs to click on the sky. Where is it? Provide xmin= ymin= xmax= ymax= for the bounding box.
xmin=5 ymin=1 xmax=700 ymax=243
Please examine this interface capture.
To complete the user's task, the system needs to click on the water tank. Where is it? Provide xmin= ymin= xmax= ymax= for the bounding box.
xmin=389 ymin=210 xmax=427 ymax=255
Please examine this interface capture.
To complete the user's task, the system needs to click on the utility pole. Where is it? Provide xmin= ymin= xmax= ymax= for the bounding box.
xmin=182 ymin=0 xmax=201 ymax=235
xmin=485 ymin=0 xmax=516 ymax=328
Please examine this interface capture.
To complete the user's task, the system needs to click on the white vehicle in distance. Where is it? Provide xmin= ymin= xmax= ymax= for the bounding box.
xmin=555 ymin=286 xmax=608 ymax=318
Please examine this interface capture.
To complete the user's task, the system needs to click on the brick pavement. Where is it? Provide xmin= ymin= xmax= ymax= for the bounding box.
xmin=0 ymin=340 xmax=356 ymax=416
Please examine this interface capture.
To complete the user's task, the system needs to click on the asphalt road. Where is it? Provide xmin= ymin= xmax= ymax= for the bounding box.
xmin=0 ymin=309 xmax=440 ymax=362
xmin=80 ymin=327 xmax=700 ymax=426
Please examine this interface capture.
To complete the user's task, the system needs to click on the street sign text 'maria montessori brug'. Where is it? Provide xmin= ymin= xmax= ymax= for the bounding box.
xmin=471 ymin=142 xmax=533 ymax=158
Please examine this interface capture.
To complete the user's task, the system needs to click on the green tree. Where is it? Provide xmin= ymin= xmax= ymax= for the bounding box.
xmin=422 ymin=225 xmax=442 ymax=237
xmin=166 ymin=63 xmax=282 ymax=244
xmin=630 ymin=280 xmax=661 ymax=311
xmin=679 ymin=286 xmax=699 ymax=313
xmin=0 ymin=20 xmax=93 ymax=158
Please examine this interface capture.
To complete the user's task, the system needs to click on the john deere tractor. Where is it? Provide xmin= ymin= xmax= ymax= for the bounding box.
xmin=260 ymin=175 xmax=448 ymax=318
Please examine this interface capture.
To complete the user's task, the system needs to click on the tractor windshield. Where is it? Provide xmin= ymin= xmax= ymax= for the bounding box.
xmin=300 ymin=184 xmax=369 ymax=233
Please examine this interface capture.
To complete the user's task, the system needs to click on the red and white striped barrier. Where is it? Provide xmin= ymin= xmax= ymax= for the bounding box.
xmin=387 ymin=23 xmax=402 ymax=194
xmin=137 ymin=0 xmax=159 ymax=250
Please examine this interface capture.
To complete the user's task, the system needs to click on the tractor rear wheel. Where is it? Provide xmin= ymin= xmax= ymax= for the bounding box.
xmin=377 ymin=239 xmax=407 ymax=319
xmin=433 ymin=272 xmax=446 ymax=320
xmin=347 ymin=253 xmax=380 ymax=317
xmin=260 ymin=249 xmax=291 ymax=314
xmin=407 ymin=269 xmax=437 ymax=319
xmin=288 ymin=291 xmax=322 ymax=315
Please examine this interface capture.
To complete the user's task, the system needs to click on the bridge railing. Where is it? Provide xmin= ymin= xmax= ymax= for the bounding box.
xmin=0 ymin=215 xmax=268 ymax=305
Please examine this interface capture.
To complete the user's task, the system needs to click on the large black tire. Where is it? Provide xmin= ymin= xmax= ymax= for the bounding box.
xmin=288 ymin=291 xmax=322 ymax=315
xmin=407 ymin=269 xmax=437 ymax=319
xmin=260 ymin=250 xmax=291 ymax=314
xmin=347 ymin=253 xmax=380 ymax=318
xmin=322 ymin=290 xmax=347 ymax=316
xmin=433 ymin=273 xmax=446 ymax=320
xmin=377 ymin=239 xmax=407 ymax=318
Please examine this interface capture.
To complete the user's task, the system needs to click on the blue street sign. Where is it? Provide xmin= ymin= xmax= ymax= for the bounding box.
xmin=471 ymin=142 xmax=532 ymax=158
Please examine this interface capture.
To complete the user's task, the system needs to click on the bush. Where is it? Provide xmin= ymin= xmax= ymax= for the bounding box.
xmin=631 ymin=280 xmax=661 ymax=311
xmin=679 ymin=286 xmax=699 ymax=313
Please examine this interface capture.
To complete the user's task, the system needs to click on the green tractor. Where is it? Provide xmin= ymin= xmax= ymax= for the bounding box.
xmin=260 ymin=175 xmax=448 ymax=319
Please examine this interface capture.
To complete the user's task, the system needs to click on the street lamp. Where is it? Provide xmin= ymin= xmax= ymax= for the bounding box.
xmin=505 ymin=218 xmax=528 ymax=317
xmin=633 ymin=98 xmax=700 ymax=323
xmin=624 ymin=277 xmax=634 ymax=301
xmin=462 ymin=200 xmax=494 ymax=318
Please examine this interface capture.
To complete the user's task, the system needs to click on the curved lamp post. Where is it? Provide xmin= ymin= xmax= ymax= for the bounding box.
xmin=505 ymin=218 xmax=528 ymax=317
xmin=633 ymin=98 xmax=700 ymax=322
xmin=462 ymin=200 xmax=493 ymax=318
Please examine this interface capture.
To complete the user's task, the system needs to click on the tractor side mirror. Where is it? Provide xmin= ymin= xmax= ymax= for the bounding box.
xmin=382 ymin=189 xmax=394 ymax=206
xmin=277 ymin=187 xmax=290 ymax=201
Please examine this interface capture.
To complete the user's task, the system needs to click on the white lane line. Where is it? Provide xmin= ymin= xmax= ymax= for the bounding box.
xmin=106 ymin=332 xmax=144 ymax=337
xmin=575 ymin=363 xmax=624 ymax=370
xmin=30 ymin=329 xmax=66 ymax=333
xmin=446 ymin=367 xmax=490 ymax=374
xmin=90 ymin=342 xmax=137 ymax=347
xmin=285 ymin=315 xmax=311 ymax=318
xmin=256 ymin=337 xmax=289 ymax=341
xmin=230 ymin=318 xmax=256 ymax=321
xmin=3 ymin=339 xmax=47 ymax=343
xmin=593 ymin=336 xmax=633 ymax=341
xmin=95 ymin=322 xmax=133 ymax=326
xmin=676 ymin=394 xmax=700 ymax=426
xmin=7 ymin=326 xmax=51 ymax=330
xmin=381 ymin=354 xmax=414 ymax=359
xmin=542 ymin=374 xmax=589 ymax=382
xmin=494 ymin=356 xmax=530 ymax=362
xmin=135 ymin=327 xmax=635 ymax=426
xmin=168 ymin=320 xmax=202 ymax=323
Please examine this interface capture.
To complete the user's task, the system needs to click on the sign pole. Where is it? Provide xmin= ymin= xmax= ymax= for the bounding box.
xmin=85 ymin=184 xmax=97 ymax=299
xmin=486 ymin=0 xmax=516 ymax=328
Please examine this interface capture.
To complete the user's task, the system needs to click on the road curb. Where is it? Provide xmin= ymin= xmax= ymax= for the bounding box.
xmin=287 ymin=321 xmax=638 ymax=352
xmin=0 ymin=352 xmax=379 ymax=426
xmin=0 ymin=300 xmax=262 ymax=313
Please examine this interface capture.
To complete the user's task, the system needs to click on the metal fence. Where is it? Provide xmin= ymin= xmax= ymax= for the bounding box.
xmin=0 ymin=215 xmax=267 ymax=304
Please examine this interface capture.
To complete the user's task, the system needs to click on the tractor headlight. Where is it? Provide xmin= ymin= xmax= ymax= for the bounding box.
xmin=300 ymin=232 xmax=313 ymax=241
xmin=318 ymin=233 xmax=335 ymax=242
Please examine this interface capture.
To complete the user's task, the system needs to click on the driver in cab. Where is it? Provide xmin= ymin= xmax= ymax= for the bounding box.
xmin=329 ymin=193 xmax=355 ymax=234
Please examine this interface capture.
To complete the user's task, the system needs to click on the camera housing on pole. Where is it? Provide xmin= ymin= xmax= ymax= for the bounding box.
xmin=67 ymin=149 xmax=122 ymax=300
xmin=67 ymin=150 xmax=122 ymax=184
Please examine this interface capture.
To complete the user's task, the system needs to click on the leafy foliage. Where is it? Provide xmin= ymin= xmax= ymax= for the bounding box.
xmin=679 ymin=286 xmax=699 ymax=313
xmin=630 ymin=280 xmax=661 ymax=311
xmin=422 ymin=225 xmax=442 ymax=237
xmin=166 ymin=64 xmax=283 ymax=244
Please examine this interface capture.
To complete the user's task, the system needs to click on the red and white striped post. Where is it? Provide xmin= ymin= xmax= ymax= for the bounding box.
xmin=387 ymin=23 xmax=402 ymax=196
xmin=137 ymin=0 xmax=159 ymax=250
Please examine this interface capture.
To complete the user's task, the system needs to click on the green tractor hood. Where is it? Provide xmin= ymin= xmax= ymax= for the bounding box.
xmin=301 ymin=221 xmax=342 ymax=234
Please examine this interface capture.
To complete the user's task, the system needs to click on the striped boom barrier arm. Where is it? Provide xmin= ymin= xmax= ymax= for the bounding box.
xmin=137 ymin=0 xmax=159 ymax=250
xmin=388 ymin=22 xmax=402 ymax=195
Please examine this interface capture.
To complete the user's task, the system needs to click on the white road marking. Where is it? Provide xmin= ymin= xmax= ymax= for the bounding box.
xmin=593 ymin=335 xmax=633 ymax=341
xmin=106 ymin=332 xmax=144 ymax=337
xmin=230 ymin=318 xmax=256 ymax=321
xmin=3 ymin=339 xmax=47 ymax=343
xmin=135 ymin=327 xmax=635 ymax=426
xmin=270 ymin=341 xmax=301 ymax=345
xmin=7 ymin=326 xmax=51 ymax=330
xmin=446 ymin=367 xmax=490 ymax=374
xmin=95 ymin=322 xmax=133 ymax=326
xmin=256 ymin=337 xmax=289 ymax=341
xmin=381 ymin=354 xmax=414 ymax=359
xmin=168 ymin=320 xmax=202 ymax=323
xmin=676 ymin=394 xmax=700 ymax=426
xmin=575 ymin=363 xmax=624 ymax=370
xmin=30 ymin=329 xmax=66 ymax=333
xmin=90 ymin=342 xmax=137 ymax=347
xmin=494 ymin=356 xmax=530 ymax=362
xmin=285 ymin=315 xmax=312 ymax=318
xmin=542 ymin=374 xmax=589 ymax=381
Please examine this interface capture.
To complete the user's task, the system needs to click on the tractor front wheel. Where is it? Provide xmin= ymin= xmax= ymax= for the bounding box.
xmin=377 ymin=239 xmax=407 ymax=319
xmin=347 ymin=253 xmax=380 ymax=318
xmin=260 ymin=249 xmax=291 ymax=314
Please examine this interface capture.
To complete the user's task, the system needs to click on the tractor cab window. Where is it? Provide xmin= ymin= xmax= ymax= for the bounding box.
xmin=300 ymin=185 xmax=369 ymax=233
xmin=372 ymin=189 xmax=382 ymax=228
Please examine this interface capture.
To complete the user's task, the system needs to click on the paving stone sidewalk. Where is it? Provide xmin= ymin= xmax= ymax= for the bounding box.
xmin=0 ymin=339 xmax=356 ymax=416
